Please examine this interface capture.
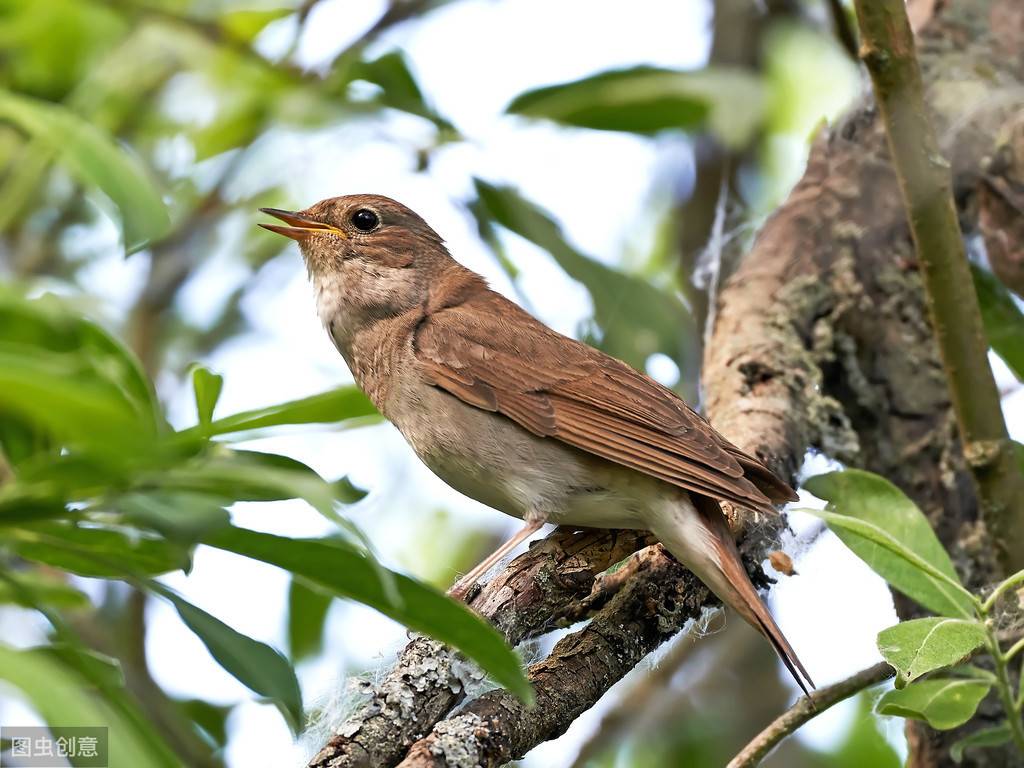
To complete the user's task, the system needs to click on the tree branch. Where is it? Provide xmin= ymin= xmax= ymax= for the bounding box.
xmin=396 ymin=548 xmax=706 ymax=768
xmin=853 ymin=0 xmax=1024 ymax=576
xmin=306 ymin=528 xmax=654 ymax=768
xmin=726 ymin=662 xmax=895 ymax=768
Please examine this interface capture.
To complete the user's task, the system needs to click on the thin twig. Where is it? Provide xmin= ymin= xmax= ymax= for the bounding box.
xmin=726 ymin=662 xmax=895 ymax=768
xmin=853 ymin=0 xmax=1024 ymax=574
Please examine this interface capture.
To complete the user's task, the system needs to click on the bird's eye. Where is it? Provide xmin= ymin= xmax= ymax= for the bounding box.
xmin=351 ymin=209 xmax=379 ymax=232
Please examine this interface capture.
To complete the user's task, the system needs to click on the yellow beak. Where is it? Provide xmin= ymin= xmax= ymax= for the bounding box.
xmin=258 ymin=208 xmax=345 ymax=241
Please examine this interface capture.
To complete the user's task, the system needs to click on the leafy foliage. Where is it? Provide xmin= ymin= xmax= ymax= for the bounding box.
xmin=507 ymin=66 xmax=765 ymax=147
xmin=0 ymin=288 xmax=530 ymax=754
xmin=807 ymin=469 xmax=1024 ymax=759
xmin=972 ymin=264 xmax=1024 ymax=381
xmin=154 ymin=585 xmax=304 ymax=731
xmin=471 ymin=179 xmax=697 ymax=379
xmin=876 ymin=679 xmax=991 ymax=730
xmin=0 ymin=89 xmax=170 ymax=251
xmin=877 ymin=618 xmax=987 ymax=683
xmin=804 ymin=470 xmax=976 ymax=617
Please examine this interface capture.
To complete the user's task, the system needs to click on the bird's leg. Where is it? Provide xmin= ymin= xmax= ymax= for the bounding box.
xmin=448 ymin=520 xmax=544 ymax=602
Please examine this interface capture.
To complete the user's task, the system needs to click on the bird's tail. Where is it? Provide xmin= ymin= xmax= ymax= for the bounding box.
xmin=653 ymin=493 xmax=815 ymax=696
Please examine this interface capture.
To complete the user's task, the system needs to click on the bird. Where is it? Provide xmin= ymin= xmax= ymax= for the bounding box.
xmin=259 ymin=194 xmax=814 ymax=695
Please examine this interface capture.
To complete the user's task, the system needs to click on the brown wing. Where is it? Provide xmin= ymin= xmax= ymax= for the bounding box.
xmin=414 ymin=288 xmax=797 ymax=513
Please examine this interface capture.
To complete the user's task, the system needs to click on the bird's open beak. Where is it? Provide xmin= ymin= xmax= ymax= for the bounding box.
xmin=258 ymin=208 xmax=346 ymax=241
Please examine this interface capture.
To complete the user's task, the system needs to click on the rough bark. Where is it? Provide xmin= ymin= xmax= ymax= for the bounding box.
xmin=707 ymin=1 xmax=1022 ymax=764
xmin=307 ymin=529 xmax=655 ymax=768
xmin=307 ymin=0 xmax=1023 ymax=764
xmin=397 ymin=549 xmax=703 ymax=768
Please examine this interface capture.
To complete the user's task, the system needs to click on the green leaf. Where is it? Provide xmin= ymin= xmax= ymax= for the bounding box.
xmin=351 ymin=51 xmax=453 ymax=130
xmin=811 ymin=692 xmax=901 ymax=768
xmin=877 ymin=618 xmax=987 ymax=682
xmin=7 ymin=522 xmax=191 ymax=577
xmin=0 ymin=644 xmax=177 ymax=768
xmin=119 ymin=491 xmax=230 ymax=543
xmin=972 ymin=264 xmax=1024 ymax=381
xmin=152 ymin=585 xmax=303 ymax=731
xmin=43 ymin=644 xmax=125 ymax=690
xmin=0 ymin=89 xmax=170 ymax=251
xmin=0 ymin=347 xmax=152 ymax=457
xmin=177 ymin=698 xmax=233 ymax=749
xmin=288 ymin=577 xmax=332 ymax=661
xmin=506 ymin=66 xmax=765 ymax=146
xmin=157 ymin=452 xmax=344 ymax=520
xmin=205 ymin=387 xmax=379 ymax=436
xmin=0 ymin=569 xmax=90 ymax=609
xmin=203 ymin=526 xmax=533 ymax=703
xmin=219 ymin=8 xmax=292 ymax=43
xmin=0 ymin=291 xmax=160 ymax=461
xmin=472 ymin=180 xmax=696 ymax=374
xmin=0 ymin=291 xmax=157 ymax=427
xmin=950 ymin=722 xmax=1012 ymax=762
xmin=804 ymin=470 xmax=976 ymax=617
xmin=191 ymin=365 xmax=224 ymax=428
xmin=876 ymin=678 xmax=991 ymax=730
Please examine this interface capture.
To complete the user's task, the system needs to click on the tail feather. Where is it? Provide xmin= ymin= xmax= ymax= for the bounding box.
xmin=674 ymin=495 xmax=814 ymax=696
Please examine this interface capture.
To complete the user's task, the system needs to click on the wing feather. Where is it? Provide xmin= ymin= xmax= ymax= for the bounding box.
xmin=414 ymin=289 xmax=796 ymax=512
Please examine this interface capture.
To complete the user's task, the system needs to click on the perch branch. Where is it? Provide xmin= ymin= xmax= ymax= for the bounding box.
xmin=396 ymin=548 xmax=707 ymax=768
xmin=306 ymin=528 xmax=654 ymax=768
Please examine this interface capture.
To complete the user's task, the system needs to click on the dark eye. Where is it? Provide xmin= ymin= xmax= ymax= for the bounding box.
xmin=351 ymin=208 xmax=379 ymax=232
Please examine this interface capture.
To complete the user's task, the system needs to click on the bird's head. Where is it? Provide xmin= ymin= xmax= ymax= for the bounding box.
xmin=259 ymin=194 xmax=453 ymax=327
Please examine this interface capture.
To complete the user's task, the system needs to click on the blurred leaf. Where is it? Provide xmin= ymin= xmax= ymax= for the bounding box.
xmin=0 ymin=569 xmax=90 ymax=609
xmin=758 ymin=23 xmax=861 ymax=212
xmin=205 ymin=387 xmax=379 ymax=436
xmin=351 ymin=51 xmax=452 ymax=130
xmin=972 ymin=264 xmax=1024 ymax=381
xmin=43 ymin=644 xmax=125 ymax=690
xmin=876 ymin=679 xmax=990 ymax=730
xmin=7 ymin=522 xmax=191 ymax=577
xmin=473 ymin=180 xmax=695 ymax=374
xmin=191 ymin=365 xmax=224 ymax=428
xmin=951 ymin=722 xmax=1012 ymax=762
xmin=804 ymin=470 xmax=976 ymax=618
xmin=0 ymin=291 xmax=160 ymax=462
xmin=0 ymin=291 xmax=156 ymax=419
xmin=333 ymin=476 xmax=368 ymax=504
xmin=159 ymin=451 xmax=340 ymax=515
xmin=815 ymin=692 xmax=902 ymax=768
xmin=119 ymin=491 xmax=230 ymax=543
xmin=0 ymin=346 xmax=152 ymax=456
xmin=0 ymin=644 xmax=177 ymax=768
xmin=507 ymin=66 xmax=764 ymax=147
xmin=288 ymin=577 xmax=332 ymax=661
xmin=204 ymin=526 xmax=533 ymax=703
xmin=43 ymin=637 xmax=188 ymax=766
xmin=0 ymin=89 xmax=170 ymax=251
xmin=154 ymin=585 xmax=303 ymax=732
xmin=0 ymin=0 xmax=125 ymax=100
xmin=877 ymin=618 xmax=987 ymax=683
xmin=177 ymin=698 xmax=232 ymax=750
xmin=219 ymin=8 xmax=292 ymax=44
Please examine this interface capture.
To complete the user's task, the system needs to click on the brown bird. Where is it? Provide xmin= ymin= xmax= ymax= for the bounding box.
xmin=260 ymin=194 xmax=813 ymax=694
